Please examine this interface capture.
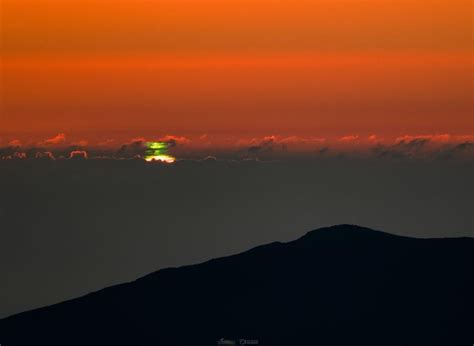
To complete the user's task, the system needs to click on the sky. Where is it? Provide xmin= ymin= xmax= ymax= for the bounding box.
xmin=0 ymin=0 xmax=473 ymax=319
xmin=1 ymin=0 xmax=473 ymax=142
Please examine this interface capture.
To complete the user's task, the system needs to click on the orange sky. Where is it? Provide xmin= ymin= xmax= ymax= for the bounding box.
xmin=1 ymin=0 xmax=473 ymax=141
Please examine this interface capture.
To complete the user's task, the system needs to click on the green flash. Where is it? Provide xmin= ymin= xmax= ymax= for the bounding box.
xmin=144 ymin=142 xmax=176 ymax=163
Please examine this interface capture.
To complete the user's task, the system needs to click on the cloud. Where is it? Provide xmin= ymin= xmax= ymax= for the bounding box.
xmin=339 ymin=135 xmax=359 ymax=142
xmin=8 ymin=139 xmax=22 ymax=147
xmin=318 ymin=147 xmax=329 ymax=155
xmin=202 ymin=155 xmax=217 ymax=161
xmin=35 ymin=151 xmax=56 ymax=160
xmin=129 ymin=137 xmax=146 ymax=143
xmin=247 ymin=136 xmax=277 ymax=156
xmin=158 ymin=135 xmax=190 ymax=147
xmin=368 ymin=135 xmax=378 ymax=142
xmin=435 ymin=141 xmax=474 ymax=160
xmin=395 ymin=134 xmax=451 ymax=143
xmin=116 ymin=138 xmax=147 ymax=158
xmin=373 ymin=138 xmax=430 ymax=159
xmin=242 ymin=135 xmax=327 ymax=157
xmin=13 ymin=152 xmax=27 ymax=159
xmin=455 ymin=135 xmax=474 ymax=142
xmin=41 ymin=133 xmax=66 ymax=146
xmin=278 ymin=136 xmax=326 ymax=146
xmin=1 ymin=133 xmax=473 ymax=162
xmin=453 ymin=141 xmax=474 ymax=152
xmin=69 ymin=150 xmax=88 ymax=159
xmin=395 ymin=138 xmax=429 ymax=150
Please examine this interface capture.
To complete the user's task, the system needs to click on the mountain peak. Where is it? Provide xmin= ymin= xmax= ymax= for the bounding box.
xmin=1 ymin=225 xmax=472 ymax=346
xmin=298 ymin=224 xmax=401 ymax=242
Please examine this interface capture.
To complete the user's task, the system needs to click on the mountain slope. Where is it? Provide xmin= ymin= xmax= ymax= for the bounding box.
xmin=1 ymin=225 xmax=473 ymax=345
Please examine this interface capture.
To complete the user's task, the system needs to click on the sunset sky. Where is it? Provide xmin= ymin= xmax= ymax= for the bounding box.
xmin=1 ymin=0 xmax=474 ymax=320
xmin=1 ymin=0 xmax=472 ymax=145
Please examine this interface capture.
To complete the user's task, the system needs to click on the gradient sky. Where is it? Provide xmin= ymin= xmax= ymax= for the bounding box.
xmin=1 ymin=0 xmax=473 ymax=141
xmin=1 ymin=0 xmax=473 ymax=319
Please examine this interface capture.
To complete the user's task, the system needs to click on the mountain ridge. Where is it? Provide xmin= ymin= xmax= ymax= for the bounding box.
xmin=1 ymin=224 xmax=473 ymax=345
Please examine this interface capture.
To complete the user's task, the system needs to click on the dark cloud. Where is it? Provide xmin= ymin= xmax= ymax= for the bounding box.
xmin=449 ymin=141 xmax=474 ymax=154
xmin=434 ymin=141 xmax=474 ymax=160
xmin=247 ymin=136 xmax=279 ymax=157
xmin=396 ymin=138 xmax=430 ymax=151
xmin=116 ymin=139 xmax=146 ymax=158
xmin=318 ymin=147 xmax=329 ymax=155
xmin=372 ymin=138 xmax=431 ymax=159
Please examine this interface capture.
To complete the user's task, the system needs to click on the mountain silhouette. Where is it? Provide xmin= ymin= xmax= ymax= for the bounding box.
xmin=1 ymin=225 xmax=473 ymax=345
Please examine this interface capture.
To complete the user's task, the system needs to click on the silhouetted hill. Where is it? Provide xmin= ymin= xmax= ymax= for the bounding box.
xmin=1 ymin=225 xmax=473 ymax=345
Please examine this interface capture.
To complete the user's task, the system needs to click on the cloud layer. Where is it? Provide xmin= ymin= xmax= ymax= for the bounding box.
xmin=1 ymin=133 xmax=473 ymax=162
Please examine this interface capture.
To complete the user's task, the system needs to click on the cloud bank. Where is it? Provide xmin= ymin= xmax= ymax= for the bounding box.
xmin=1 ymin=133 xmax=473 ymax=162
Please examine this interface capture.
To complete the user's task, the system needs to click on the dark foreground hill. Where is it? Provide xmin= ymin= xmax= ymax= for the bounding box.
xmin=1 ymin=225 xmax=473 ymax=345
